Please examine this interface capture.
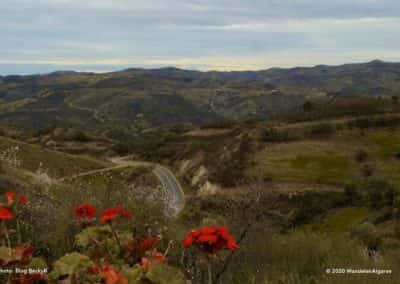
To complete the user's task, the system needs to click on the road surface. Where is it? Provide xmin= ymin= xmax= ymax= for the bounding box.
xmin=152 ymin=165 xmax=185 ymax=217
xmin=58 ymin=156 xmax=185 ymax=217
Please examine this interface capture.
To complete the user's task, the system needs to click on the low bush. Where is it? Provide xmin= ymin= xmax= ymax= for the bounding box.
xmin=365 ymin=179 xmax=396 ymax=209
xmin=309 ymin=123 xmax=336 ymax=138
xmin=0 ymin=190 xmax=240 ymax=283
xmin=354 ymin=149 xmax=369 ymax=163
xmin=347 ymin=116 xmax=400 ymax=130
xmin=261 ymin=128 xmax=296 ymax=143
xmin=225 ymin=230 xmax=399 ymax=284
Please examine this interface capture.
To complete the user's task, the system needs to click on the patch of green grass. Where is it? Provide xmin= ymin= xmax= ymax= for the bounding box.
xmin=287 ymin=154 xmax=351 ymax=184
xmin=368 ymin=132 xmax=400 ymax=159
xmin=252 ymin=141 xmax=355 ymax=184
xmin=0 ymin=136 xmax=110 ymax=178
xmin=257 ymin=153 xmax=351 ymax=184
xmin=361 ymin=131 xmax=400 ymax=186
xmin=310 ymin=207 xmax=370 ymax=234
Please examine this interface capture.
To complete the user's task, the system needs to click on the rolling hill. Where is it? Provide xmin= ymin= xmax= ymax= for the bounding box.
xmin=1 ymin=60 xmax=400 ymax=136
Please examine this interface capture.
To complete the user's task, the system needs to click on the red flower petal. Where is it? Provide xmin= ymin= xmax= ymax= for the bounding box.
xmin=227 ymin=240 xmax=239 ymax=251
xmin=200 ymin=226 xmax=216 ymax=235
xmin=14 ymin=245 xmax=34 ymax=262
xmin=182 ymin=236 xmax=195 ymax=248
xmin=115 ymin=205 xmax=132 ymax=218
xmin=100 ymin=208 xmax=118 ymax=222
xmin=87 ymin=264 xmax=101 ymax=274
xmin=198 ymin=234 xmax=218 ymax=244
xmin=0 ymin=208 xmax=13 ymax=220
xmin=73 ymin=203 xmax=97 ymax=220
xmin=5 ymin=192 xmax=15 ymax=205
xmin=17 ymin=193 xmax=28 ymax=205
xmin=141 ymin=237 xmax=157 ymax=251
xmin=152 ymin=250 xmax=166 ymax=262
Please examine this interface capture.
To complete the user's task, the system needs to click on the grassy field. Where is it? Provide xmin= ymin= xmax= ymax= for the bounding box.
xmin=251 ymin=127 xmax=400 ymax=186
xmin=251 ymin=140 xmax=356 ymax=185
xmin=1 ymin=112 xmax=400 ymax=283
xmin=305 ymin=207 xmax=370 ymax=234
xmin=0 ymin=136 xmax=110 ymax=178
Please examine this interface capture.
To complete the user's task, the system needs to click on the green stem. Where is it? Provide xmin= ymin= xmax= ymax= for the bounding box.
xmin=0 ymin=220 xmax=4 ymax=247
xmin=16 ymin=219 xmax=21 ymax=244
xmin=110 ymin=223 xmax=122 ymax=253
xmin=207 ymin=259 xmax=213 ymax=284
xmin=2 ymin=222 xmax=11 ymax=254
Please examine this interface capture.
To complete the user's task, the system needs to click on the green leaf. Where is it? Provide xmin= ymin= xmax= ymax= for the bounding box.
xmin=121 ymin=265 xmax=144 ymax=283
xmin=146 ymin=264 xmax=186 ymax=284
xmin=49 ymin=252 xmax=92 ymax=280
xmin=0 ymin=247 xmax=14 ymax=259
xmin=75 ymin=225 xmax=111 ymax=247
xmin=27 ymin=257 xmax=48 ymax=269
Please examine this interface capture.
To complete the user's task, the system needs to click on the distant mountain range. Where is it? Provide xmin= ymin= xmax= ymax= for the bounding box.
xmin=0 ymin=60 xmax=399 ymax=133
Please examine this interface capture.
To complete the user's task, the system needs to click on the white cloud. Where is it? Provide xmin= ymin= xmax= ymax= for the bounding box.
xmin=1 ymin=1 xmax=400 ymax=74
xmin=2 ymin=49 xmax=400 ymax=72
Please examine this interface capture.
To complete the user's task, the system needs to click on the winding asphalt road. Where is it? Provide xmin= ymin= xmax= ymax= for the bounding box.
xmin=152 ymin=165 xmax=185 ymax=217
xmin=58 ymin=156 xmax=185 ymax=218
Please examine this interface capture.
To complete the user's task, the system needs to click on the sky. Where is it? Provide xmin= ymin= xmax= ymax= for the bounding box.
xmin=1 ymin=0 xmax=400 ymax=74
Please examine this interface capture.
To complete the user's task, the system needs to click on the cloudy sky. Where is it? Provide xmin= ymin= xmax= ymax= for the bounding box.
xmin=1 ymin=0 xmax=400 ymax=74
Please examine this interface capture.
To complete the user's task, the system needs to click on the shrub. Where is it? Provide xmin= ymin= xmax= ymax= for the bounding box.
xmin=201 ymin=120 xmax=234 ymax=129
xmin=309 ymin=123 xmax=336 ymax=138
xmin=344 ymin=183 xmax=361 ymax=204
xmin=361 ymin=163 xmax=374 ymax=177
xmin=354 ymin=149 xmax=369 ymax=163
xmin=112 ymin=142 xmax=134 ymax=155
xmin=69 ymin=130 xmax=89 ymax=142
xmin=351 ymin=222 xmax=383 ymax=253
xmin=227 ymin=230 xmax=399 ymax=284
xmin=366 ymin=179 xmax=396 ymax=209
xmin=347 ymin=116 xmax=400 ymax=129
xmin=302 ymin=101 xmax=315 ymax=112
xmin=261 ymin=128 xmax=296 ymax=143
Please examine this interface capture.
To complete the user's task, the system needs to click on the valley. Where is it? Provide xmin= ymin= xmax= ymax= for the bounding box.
xmin=0 ymin=62 xmax=400 ymax=283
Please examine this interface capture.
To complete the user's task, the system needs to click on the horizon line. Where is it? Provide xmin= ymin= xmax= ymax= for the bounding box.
xmin=0 ymin=58 xmax=397 ymax=77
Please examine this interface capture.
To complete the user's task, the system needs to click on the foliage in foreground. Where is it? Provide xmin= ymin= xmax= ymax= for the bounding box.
xmin=0 ymin=192 xmax=239 ymax=284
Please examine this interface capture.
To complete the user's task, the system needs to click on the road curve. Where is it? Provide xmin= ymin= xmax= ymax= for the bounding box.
xmin=152 ymin=165 xmax=185 ymax=217
xmin=58 ymin=156 xmax=185 ymax=217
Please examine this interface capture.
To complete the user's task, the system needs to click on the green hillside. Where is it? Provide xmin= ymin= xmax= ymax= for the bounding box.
xmin=1 ymin=61 xmax=400 ymax=136
xmin=0 ymin=136 xmax=110 ymax=178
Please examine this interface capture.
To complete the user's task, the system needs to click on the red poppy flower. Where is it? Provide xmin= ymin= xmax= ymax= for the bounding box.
xmin=141 ymin=249 xmax=167 ymax=273
xmin=128 ymin=236 xmax=159 ymax=258
xmin=152 ymin=249 xmax=166 ymax=262
xmin=100 ymin=208 xmax=118 ymax=222
xmin=201 ymin=226 xmax=216 ymax=235
xmin=5 ymin=192 xmax=28 ymax=206
xmin=101 ymin=205 xmax=132 ymax=222
xmin=0 ymin=208 xmax=14 ymax=220
xmin=115 ymin=205 xmax=132 ymax=218
xmin=88 ymin=264 xmax=101 ymax=274
xmin=5 ymin=192 xmax=15 ymax=205
xmin=12 ymin=273 xmax=46 ymax=284
xmin=89 ymin=263 xmax=127 ymax=284
xmin=14 ymin=245 xmax=34 ymax=263
xmin=182 ymin=225 xmax=239 ymax=254
xmin=73 ymin=203 xmax=97 ymax=220
xmin=182 ymin=236 xmax=195 ymax=248
xmin=141 ymin=237 xmax=158 ymax=251
xmin=227 ymin=240 xmax=240 ymax=251
xmin=198 ymin=234 xmax=218 ymax=244
xmin=17 ymin=193 xmax=28 ymax=205
xmin=141 ymin=257 xmax=151 ymax=273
